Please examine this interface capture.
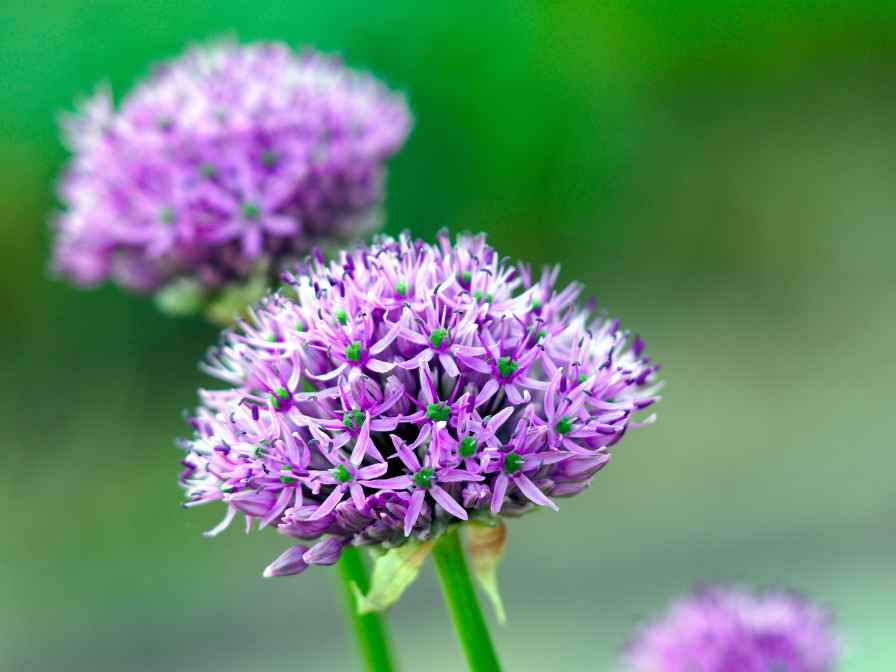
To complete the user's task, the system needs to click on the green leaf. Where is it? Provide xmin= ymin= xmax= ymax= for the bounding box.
xmin=154 ymin=278 xmax=205 ymax=316
xmin=466 ymin=520 xmax=508 ymax=624
xmin=352 ymin=540 xmax=434 ymax=614
xmin=204 ymin=264 xmax=269 ymax=326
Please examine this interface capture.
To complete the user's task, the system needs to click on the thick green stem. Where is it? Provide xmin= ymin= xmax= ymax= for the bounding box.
xmin=337 ymin=545 xmax=399 ymax=672
xmin=432 ymin=528 xmax=502 ymax=672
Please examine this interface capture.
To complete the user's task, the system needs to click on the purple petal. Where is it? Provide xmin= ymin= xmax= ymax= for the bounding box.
xmin=263 ymin=544 xmax=310 ymax=578
xmin=490 ymin=474 xmax=509 ymax=514
xmin=307 ymin=487 xmax=345 ymax=520
xmin=475 ymin=379 xmax=500 ymax=407
xmin=429 ymin=485 xmax=468 ymax=520
xmin=370 ymin=318 xmax=404 ymax=355
xmin=514 ymin=474 xmax=558 ymax=511
xmin=302 ymin=536 xmax=346 ymax=566
xmin=439 ymin=353 xmax=460 ymax=377
xmin=404 ymin=489 xmax=426 ymax=536
xmin=350 ymin=412 xmax=372 ymax=466
xmin=362 ymin=475 xmax=413 ymax=489
xmin=367 ymin=358 xmax=396 ymax=373
xmin=203 ymin=505 xmax=237 ymax=538
xmin=349 ymin=483 xmax=366 ymax=509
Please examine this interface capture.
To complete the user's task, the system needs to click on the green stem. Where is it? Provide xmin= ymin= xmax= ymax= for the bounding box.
xmin=337 ymin=545 xmax=399 ymax=672
xmin=432 ymin=528 xmax=503 ymax=672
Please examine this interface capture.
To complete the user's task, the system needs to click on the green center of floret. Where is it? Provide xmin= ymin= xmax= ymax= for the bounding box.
xmin=280 ymin=466 xmax=297 ymax=485
xmin=461 ymin=271 xmax=472 ymax=286
xmin=332 ymin=464 xmax=353 ymax=484
xmin=220 ymin=483 xmax=238 ymax=494
xmin=503 ymin=453 xmax=524 ymax=474
xmin=473 ymin=290 xmax=493 ymax=303
xmin=342 ymin=408 xmax=365 ymax=430
xmin=296 ymin=321 xmax=306 ymax=332
xmin=199 ymin=163 xmax=217 ymax=178
xmin=335 ymin=309 xmax=348 ymax=325
xmin=429 ymin=328 xmax=450 ymax=349
xmin=578 ymin=373 xmax=588 ymax=384
xmin=555 ymin=416 xmax=574 ymax=435
xmin=459 ymin=436 xmax=478 ymax=457
xmin=395 ymin=280 xmax=408 ymax=297
xmin=159 ymin=208 xmax=174 ymax=224
xmin=242 ymin=202 xmax=261 ymax=220
xmin=497 ymin=356 xmax=519 ymax=379
xmin=426 ymin=402 xmax=451 ymax=422
xmin=345 ymin=341 xmax=362 ymax=362
xmin=413 ymin=467 xmax=434 ymax=489
xmin=261 ymin=151 xmax=278 ymax=167
xmin=269 ymin=387 xmax=290 ymax=409
xmin=531 ymin=297 xmax=542 ymax=310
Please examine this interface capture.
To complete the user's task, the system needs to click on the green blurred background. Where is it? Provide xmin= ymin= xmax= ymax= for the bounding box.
xmin=2 ymin=2 xmax=894 ymax=670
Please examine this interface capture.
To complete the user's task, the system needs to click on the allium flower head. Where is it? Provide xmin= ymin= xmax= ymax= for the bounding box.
xmin=52 ymin=40 xmax=410 ymax=309
xmin=180 ymin=232 xmax=661 ymax=576
xmin=624 ymin=586 xmax=840 ymax=672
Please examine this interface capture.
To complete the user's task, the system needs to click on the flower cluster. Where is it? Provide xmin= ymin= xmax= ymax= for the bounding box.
xmin=179 ymin=232 xmax=660 ymax=576
xmin=624 ymin=586 xmax=840 ymax=672
xmin=52 ymin=40 xmax=410 ymax=300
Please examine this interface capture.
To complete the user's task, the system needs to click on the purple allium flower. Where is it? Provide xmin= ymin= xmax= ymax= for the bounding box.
xmin=624 ymin=586 xmax=840 ymax=672
xmin=52 ymin=40 xmax=411 ymax=307
xmin=179 ymin=232 xmax=661 ymax=575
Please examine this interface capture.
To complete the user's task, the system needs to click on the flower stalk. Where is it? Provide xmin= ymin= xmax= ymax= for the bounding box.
xmin=337 ymin=545 xmax=399 ymax=672
xmin=432 ymin=528 xmax=502 ymax=672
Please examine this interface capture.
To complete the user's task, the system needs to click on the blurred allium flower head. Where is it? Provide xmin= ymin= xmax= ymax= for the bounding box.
xmin=624 ymin=586 xmax=840 ymax=672
xmin=179 ymin=232 xmax=661 ymax=577
xmin=52 ymin=40 xmax=410 ymax=311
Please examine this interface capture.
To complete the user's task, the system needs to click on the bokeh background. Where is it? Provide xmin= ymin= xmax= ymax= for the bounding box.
xmin=2 ymin=2 xmax=894 ymax=670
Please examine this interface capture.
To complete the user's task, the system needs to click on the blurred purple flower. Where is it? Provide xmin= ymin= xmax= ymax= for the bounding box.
xmin=179 ymin=232 xmax=661 ymax=575
xmin=52 ymin=39 xmax=410 ymax=304
xmin=624 ymin=586 xmax=840 ymax=672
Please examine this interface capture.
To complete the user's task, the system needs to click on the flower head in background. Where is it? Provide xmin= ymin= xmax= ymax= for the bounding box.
xmin=624 ymin=586 xmax=840 ymax=672
xmin=52 ymin=40 xmax=411 ymax=315
xmin=179 ymin=232 xmax=661 ymax=578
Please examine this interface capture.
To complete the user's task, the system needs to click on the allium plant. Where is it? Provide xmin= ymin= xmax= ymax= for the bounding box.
xmin=180 ymin=231 xmax=661 ymax=639
xmin=52 ymin=40 xmax=410 ymax=318
xmin=624 ymin=586 xmax=840 ymax=672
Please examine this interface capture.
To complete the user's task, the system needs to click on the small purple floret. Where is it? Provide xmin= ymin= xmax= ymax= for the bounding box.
xmin=625 ymin=586 xmax=840 ymax=672
xmin=180 ymin=232 xmax=661 ymax=574
xmin=52 ymin=40 xmax=411 ymax=297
